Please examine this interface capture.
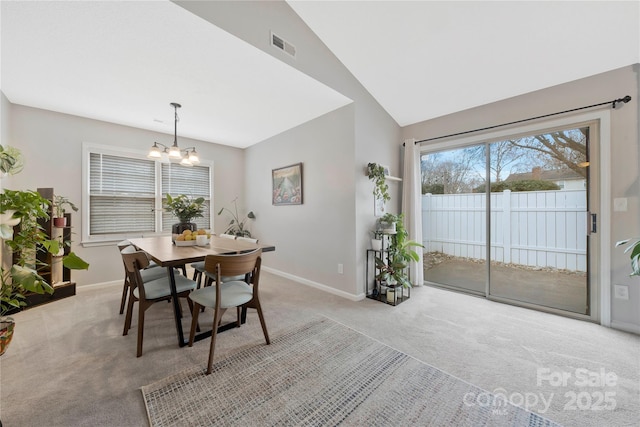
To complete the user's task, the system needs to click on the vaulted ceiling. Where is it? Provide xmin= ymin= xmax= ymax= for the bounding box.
xmin=2 ymin=1 xmax=638 ymax=149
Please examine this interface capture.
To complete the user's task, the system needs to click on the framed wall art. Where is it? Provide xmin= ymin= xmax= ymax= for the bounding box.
xmin=272 ymin=162 xmax=303 ymax=205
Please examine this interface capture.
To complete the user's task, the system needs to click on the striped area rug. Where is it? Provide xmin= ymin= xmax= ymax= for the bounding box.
xmin=142 ymin=317 xmax=560 ymax=426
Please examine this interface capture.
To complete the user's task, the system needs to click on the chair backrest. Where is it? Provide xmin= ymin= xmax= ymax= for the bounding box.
xmin=220 ymin=233 xmax=237 ymax=239
xmin=120 ymin=246 xmax=150 ymax=274
xmin=237 ymin=236 xmax=259 ymax=244
xmin=117 ymin=239 xmax=132 ymax=251
xmin=204 ymin=248 xmax=262 ymax=285
xmin=120 ymin=246 xmax=152 ymax=299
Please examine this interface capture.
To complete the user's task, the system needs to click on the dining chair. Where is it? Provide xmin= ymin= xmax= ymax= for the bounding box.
xmin=188 ymin=248 xmax=270 ymax=374
xmin=117 ymin=240 xmax=164 ymax=314
xmin=190 ymin=233 xmax=236 ymax=286
xmin=121 ymin=245 xmax=197 ymax=357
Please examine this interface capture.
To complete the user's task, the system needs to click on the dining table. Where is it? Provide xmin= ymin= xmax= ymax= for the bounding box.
xmin=127 ymin=235 xmax=275 ymax=348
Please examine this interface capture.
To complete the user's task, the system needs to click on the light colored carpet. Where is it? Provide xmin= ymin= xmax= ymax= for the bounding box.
xmin=142 ymin=317 xmax=559 ymax=427
xmin=1 ymin=270 xmax=638 ymax=426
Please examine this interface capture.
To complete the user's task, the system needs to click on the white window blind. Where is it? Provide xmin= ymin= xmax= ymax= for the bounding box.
xmin=89 ymin=153 xmax=155 ymax=234
xmin=161 ymin=163 xmax=211 ymax=231
xmin=84 ymin=146 xmax=213 ymax=242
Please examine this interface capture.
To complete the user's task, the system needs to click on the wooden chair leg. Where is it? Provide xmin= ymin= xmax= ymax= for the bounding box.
xmin=123 ymin=293 xmax=135 ymax=336
xmin=119 ymin=277 xmax=129 ymax=315
xmin=188 ymin=302 xmax=201 ymax=347
xmin=136 ymin=303 xmax=146 ymax=357
xmin=236 ymin=306 xmax=241 ymax=327
xmin=255 ymin=301 xmax=270 ymax=345
xmin=206 ymin=307 xmax=223 ymax=375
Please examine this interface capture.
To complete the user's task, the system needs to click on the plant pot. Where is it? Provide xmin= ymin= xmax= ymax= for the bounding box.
xmin=0 ymin=317 xmax=15 ymax=356
xmin=171 ymin=221 xmax=197 ymax=241
xmin=380 ymin=221 xmax=396 ymax=233
xmin=51 ymin=255 xmax=64 ymax=284
xmin=0 ymin=210 xmax=21 ymax=227
xmin=371 ymin=238 xmax=382 ymax=251
xmin=53 ymin=217 xmax=67 ymax=227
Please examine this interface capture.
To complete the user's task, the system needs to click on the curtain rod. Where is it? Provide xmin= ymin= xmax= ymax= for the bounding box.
xmin=410 ymin=95 xmax=632 ymax=145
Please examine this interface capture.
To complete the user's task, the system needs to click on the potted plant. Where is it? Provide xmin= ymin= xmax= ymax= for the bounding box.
xmin=165 ymin=194 xmax=205 ymax=236
xmin=377 ymin=212 xmax=398 ymax=233
xmin=370 ymin=230 xmax=383 ymax=251
xmin=217 ymin=197 xmax=255 ymax=237
xmin=375 ymin=213 xmax=423 ymax=292
xmin=615 ymin=238 xmax=640 ymax=276
xmin=52 ymin=195 xmax=78 ymax=227
xmin=1 ymin=146 xmax=89 ymax=355
xmin=0 ymin=189 xmax=89 ymax=355
xmin=0 ymin=144 xmax=24 ymax=177
xmin=367 ymin=162 xmax=390 ymax=205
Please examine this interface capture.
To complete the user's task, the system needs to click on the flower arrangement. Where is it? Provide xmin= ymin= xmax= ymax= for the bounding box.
xmin=165 ymin=194 xmax=205 ymax=223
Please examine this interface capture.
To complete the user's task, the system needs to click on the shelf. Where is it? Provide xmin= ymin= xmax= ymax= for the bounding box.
xmin=385 ymin=175 xmax=402 ymax=182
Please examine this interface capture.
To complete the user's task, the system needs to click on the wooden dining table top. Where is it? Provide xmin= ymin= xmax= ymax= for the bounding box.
xmin=127 ymin=235 xmax=275 ymax=268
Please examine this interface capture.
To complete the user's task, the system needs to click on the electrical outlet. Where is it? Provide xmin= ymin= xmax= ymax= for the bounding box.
xmin=614 ymin=284 xmax=629 ymax=300
xmin=338 ymin=263 xmax=344 ymax=274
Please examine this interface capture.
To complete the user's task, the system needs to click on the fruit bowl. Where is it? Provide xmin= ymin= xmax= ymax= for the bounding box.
xmin=174 ymin=240 xmax=197 ymax=246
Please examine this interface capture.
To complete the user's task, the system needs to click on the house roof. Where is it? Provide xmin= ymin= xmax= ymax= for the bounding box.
xmin=1 ymin=1 xmax=638 ymax=148
xmin=506 ymin=168 xmax=584 ymax=182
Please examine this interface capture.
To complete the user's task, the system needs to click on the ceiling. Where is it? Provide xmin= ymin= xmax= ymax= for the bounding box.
xmin=2 ymin=1 xmax=639 ymax=149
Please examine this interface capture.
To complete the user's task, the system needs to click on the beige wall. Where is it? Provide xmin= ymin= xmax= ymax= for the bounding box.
xmin=403 ymin=64 xmax=640 ymax=332
xmin=5 ymin=103 xmax=245 ymax=286
xmin=177 ymin=0 xmax=402 ymax=297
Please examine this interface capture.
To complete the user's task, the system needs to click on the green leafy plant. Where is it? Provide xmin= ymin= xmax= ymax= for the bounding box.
xmin=0 ymin=145 xmax=24 ymax=176
xmin=375 ymin=213 xmax=423 ymax=288
xmin=1 ymin=265 xmax=52 ymax=316
xmin=217 ymin=197 xmax=255 ymax=237
xmin=165 ymin=194 xmax=205 ymax=223
xmin=0 ymin=189 xmax=89 ymax=315
xmin=615 ymin=238 xmax=640 ymax=276
xmin=367 ymin=162 xmax=390 ymax=204
xmin=53 ymin=195 xmax=78 ymax=218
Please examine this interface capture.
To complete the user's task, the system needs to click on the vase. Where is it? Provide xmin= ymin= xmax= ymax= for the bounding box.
xmin=171 ymin=221 xmax=197 ymax=241
xmin=0 ymin=317 xmax=15 ymax=356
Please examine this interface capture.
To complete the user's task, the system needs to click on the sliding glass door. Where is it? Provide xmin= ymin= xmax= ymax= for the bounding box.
xmin=421 ymin=124 xmax=594 ymax=317
xmin=422 ymin=146 xmax=487 ymax=295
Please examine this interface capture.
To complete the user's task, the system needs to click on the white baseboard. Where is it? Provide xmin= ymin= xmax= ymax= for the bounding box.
xmin=610 ymin=320 xmax=640 ymax=335
xmin=262 ymin=266 xmax=365 ymax=302
xmin=77 ymin=280 xmax=121 ymax=290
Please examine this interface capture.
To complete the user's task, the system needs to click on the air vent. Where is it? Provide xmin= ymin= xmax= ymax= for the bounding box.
xmin=271 ymin=31 xmax=296 ymax=58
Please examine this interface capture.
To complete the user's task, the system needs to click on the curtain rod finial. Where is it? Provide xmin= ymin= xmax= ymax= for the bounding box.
xmin=613 ymin=95 xmax=632 ymax=109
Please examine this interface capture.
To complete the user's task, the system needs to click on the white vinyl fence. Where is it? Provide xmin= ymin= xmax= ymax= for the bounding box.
xmin=422 ymin=189 xmax=587 ymax=272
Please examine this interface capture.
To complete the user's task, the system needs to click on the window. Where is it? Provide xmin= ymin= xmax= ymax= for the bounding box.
xmin=83 ymin=144 xmax=212 ymax=244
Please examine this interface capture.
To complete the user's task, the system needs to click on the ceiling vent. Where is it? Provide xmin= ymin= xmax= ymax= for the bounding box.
xmin=271 ymin=31 xmax=296 ymax=58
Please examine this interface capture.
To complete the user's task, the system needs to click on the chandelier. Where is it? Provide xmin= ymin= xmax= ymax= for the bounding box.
xmin=148 ymin=102 xmax=200 ymax=166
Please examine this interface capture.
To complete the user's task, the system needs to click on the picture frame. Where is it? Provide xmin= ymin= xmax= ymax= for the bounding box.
xmin=272 ymin=162 xmax=303 ymax=205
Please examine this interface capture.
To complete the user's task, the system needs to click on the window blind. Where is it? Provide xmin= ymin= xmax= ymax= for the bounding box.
xmin=86 ymin=148 xmax=213 ymax=240
xmin=161 ymin=163 xmax=211 ymax=231
xmin=89 ymin=153 xmax=155 ymax=234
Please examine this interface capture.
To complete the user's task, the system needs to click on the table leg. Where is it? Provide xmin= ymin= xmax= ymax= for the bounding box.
xmin=167 ymin=266 xmax=187 ymax=347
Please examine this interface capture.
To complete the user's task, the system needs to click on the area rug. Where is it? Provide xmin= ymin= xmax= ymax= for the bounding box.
xmin=142 ymin=317 xmax=561 ymax=426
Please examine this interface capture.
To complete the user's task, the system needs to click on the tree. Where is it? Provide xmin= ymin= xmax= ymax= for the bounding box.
xmin=421 ymin=148 xmax=481 ymax=194
xmin=508 ymin=128 xmax=587 ymax=178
